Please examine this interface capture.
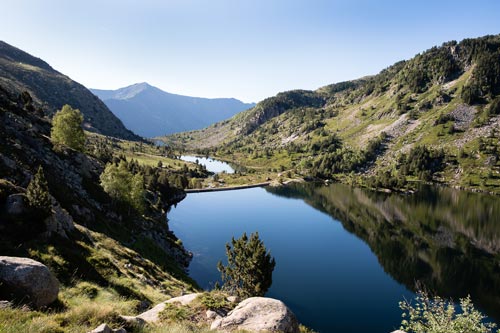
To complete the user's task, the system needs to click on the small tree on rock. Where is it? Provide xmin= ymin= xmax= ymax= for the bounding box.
xmin=217 ymin=232 xmax=276 ymax=298
xmin=26 ymin=166 xmax=51 ymax=217
xmin=51 ymin=104 xmax=85 ymax=152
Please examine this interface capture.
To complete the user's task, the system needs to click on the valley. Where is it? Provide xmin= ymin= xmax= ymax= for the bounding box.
xmin=1 ymin=23 xmax=500 ymax=333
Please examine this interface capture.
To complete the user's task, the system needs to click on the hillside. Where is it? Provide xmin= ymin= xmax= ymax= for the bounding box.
xmin=92 ymin=83 xmax=255 ymax=137
xmin=0 ymin=84 xmax=204 ymax=331
xmin=166 ymin=34 xmax=500 ymax=193
xmin=0 ymin=41 xmax=139 ymax=140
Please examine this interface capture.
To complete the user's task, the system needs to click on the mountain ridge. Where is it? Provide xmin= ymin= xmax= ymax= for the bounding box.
xmin=92 ymin=83 xmax=255 ymax=137
xmin=0 ymin=41 xmax=140 ymax=140
xmin=166 ymin=34 xmax=500 ymax=194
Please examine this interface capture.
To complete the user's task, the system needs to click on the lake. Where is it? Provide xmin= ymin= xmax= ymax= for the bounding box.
xmin=168 ymin=182 xmax=500 ymax=333
xmin=180 ymin=155 xmax=235 ymax=174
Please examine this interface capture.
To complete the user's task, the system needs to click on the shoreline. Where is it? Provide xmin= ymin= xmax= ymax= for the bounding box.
xmin=185 ymin=182 xmax=271 ymax=193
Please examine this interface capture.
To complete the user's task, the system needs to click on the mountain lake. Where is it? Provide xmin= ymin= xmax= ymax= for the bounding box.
xmin=169 ymin=180 xmax=500 ymax=333
xmin=180 ymin=155 xmax=235 ymax=174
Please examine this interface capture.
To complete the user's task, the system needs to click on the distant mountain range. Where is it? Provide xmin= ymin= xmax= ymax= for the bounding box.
xmin=91 ymin=83 xmax=255 ymax=137
xmin=0 ymin=41 xmax=139 ymax=140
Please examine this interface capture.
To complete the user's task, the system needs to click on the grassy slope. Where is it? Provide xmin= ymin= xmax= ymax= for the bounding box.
xmin=164 ymin=36 xmax=500 ymax=193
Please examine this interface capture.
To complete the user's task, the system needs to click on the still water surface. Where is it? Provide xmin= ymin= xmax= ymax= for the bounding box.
xmin=180 ymin=155 xmax=235 ymax=174
xmin=169 ymin=182 xmax=500 ymax=333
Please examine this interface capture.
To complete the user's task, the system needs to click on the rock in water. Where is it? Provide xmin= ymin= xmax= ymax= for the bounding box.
xmin=210 ymin=297 xmax=299 ymax=333
xmin=0 ymin=256 xmax=59 ymax=308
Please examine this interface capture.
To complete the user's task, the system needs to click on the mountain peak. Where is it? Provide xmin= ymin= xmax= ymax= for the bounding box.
xmin=91 ymin=84 xmax=255 ymax=137
xmin=111 ymin=82 xmax=154 ymax=100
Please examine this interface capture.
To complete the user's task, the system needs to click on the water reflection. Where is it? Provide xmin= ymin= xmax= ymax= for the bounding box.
xmin=266 ymin=183 xmax=500 ymax=321
xmin=180 ymin=155 xmax=235 ymax=174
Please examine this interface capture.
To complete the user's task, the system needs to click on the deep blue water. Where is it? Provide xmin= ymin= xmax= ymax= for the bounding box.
xmin=169 ymin=186 xmax=412 ymax=332
xmin=169 ymin=182 xmax=500 ymax=332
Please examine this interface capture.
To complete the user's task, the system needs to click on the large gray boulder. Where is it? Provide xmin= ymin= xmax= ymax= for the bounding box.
xmin=210 ymin=297 xmax=299 ymax=333
xmin=0 ymin=256 xmax=59 ymax=308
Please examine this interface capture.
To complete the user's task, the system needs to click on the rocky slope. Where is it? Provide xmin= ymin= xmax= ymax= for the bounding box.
xmin=0 ymin=84 xmax=194 ymax=302
xmin=92 ymin=83 xmax=254 ymax=137
xmin=0 ymin=41 xmax=139 ymax=140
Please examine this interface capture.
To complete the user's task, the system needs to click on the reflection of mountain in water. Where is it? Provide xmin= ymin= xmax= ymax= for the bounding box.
xmin=266 ymin=183 xmax=500 ymax=321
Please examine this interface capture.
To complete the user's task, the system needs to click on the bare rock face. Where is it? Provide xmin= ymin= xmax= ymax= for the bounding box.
xmin=43 ymin=200 xmax=74 ymax=238
xmin=210 ymin=297 xmax=300 ymax=333
xmin=0 ymin=256 xmax=59 ymax=308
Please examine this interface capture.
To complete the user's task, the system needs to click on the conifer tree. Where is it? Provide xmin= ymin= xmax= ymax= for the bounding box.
xmin=26 ymin=166 xmax=51 ymax=217
xmin=217 ymin=232 xmax=276 ymax=298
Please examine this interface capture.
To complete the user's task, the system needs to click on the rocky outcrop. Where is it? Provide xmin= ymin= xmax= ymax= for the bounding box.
xmin=43 ymin=200 xmax=74 ymax=238
xmin=87 ymin=323 xmax=126 ymax=333
xmin=210 ymin=297 xmax=299 ymax=333
xmin=122 ymin=293 xmax=201 ymax=324
xmin=0 ymin=256 xmax=59 ymax=308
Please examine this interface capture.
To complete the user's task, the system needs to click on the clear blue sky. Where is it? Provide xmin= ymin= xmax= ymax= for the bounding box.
xmin=2 ymin=0 xmax=500 ymax=103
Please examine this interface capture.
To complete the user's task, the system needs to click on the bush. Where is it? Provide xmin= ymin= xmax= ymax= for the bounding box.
xmin=399 ymin=291 xmax=498 ymax=333
xmin=198 ymin=292 xmax=232 ymax=311
xmin=488 ymin=97 xmax=500 ymax=116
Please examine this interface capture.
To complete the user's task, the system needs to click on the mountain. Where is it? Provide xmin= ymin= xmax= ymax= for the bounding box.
xmin=166 ymin=34 xmax=500 ymax=193
xmin=0 ymin=41 xmax=139 ymax=140
xmin=0 ymin=79 xmax=203 ymax=330
xmin=91 ymin=83 xmax=255 ymax=137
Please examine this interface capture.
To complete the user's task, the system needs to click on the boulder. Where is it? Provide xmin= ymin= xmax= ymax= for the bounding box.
xmin=87 ymin=323 xmax=126 ymax=333
xmin=5 ymin=194 xmax=27 ymax=215
xmin=210 ymin=297 xmax=299 ymax=333
xmin=134 ymin=293 xmax=201 ymax=323
xmin=43 ymin=201 xmax=74 ymax=238
xmin=206 ymin=309 xmax=218 ymax=319
xmin=0 ymin=256 xmax=59 ymax=308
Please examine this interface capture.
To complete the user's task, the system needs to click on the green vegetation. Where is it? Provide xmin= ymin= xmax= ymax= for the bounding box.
xmin=399 ymin=291 xmax=498 ymax=333
xmin=26 ymin=165 xmax=51 ymax=218
xmin=100 ymin=160 xmax=146 ymax=214
xmin=50 ymin=104 xmax=85 ymax=152
xmin=165 ymin=34 xmax=500 ymax=194
xmin=217 ymin=232 xmax=276 ymax=298
xmin=198 ymin=291 xmax=233 ymax=311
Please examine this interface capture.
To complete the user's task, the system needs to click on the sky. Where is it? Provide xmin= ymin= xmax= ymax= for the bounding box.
xmin=1 ymin=0 xmax=500 ymax=103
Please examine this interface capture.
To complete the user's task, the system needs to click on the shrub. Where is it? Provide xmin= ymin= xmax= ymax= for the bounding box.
xmin=399 ymin=291 xmax=498 ymax=333
xmin=198 ymin=292 xmax=232 ymax=311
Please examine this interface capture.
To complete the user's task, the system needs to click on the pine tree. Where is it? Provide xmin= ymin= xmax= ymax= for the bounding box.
xmin=217 ymin=232 xmax=276 ymax=298
xmin=26 ymin=166 xmax=51 ymax=217
xmin=50 ymin=104 xmax=85 ymax=152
